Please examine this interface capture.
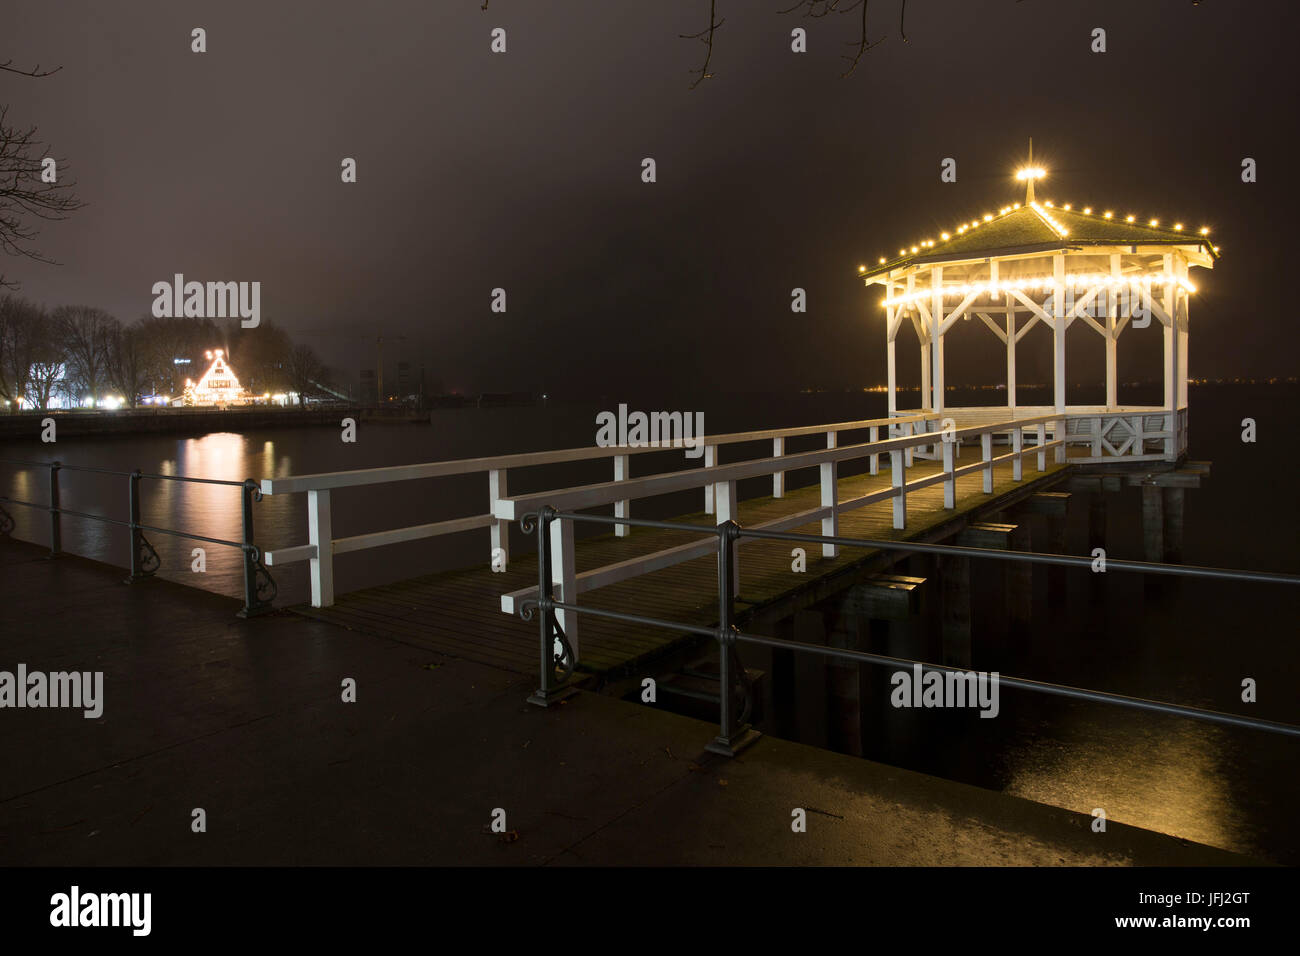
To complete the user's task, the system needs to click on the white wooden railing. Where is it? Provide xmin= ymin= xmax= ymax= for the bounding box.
xmin=496 ymin=411 xmax=1090 ymax=653
xmin=259 ymin=412 xmax=935 ymax=608
xmin=260 ymin=407 xmax=1184 ymax=620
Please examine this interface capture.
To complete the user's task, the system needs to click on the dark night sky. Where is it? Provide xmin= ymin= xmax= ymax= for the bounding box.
xmin=4 ymin=0 xmax=1296 ymax=397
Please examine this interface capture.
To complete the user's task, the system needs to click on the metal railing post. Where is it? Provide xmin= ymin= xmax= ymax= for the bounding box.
xmin=126 ymin=470 xmax=153 ymax=581
xmin=706 ymin=519 xmax=759 ymax=757
xmin=238 ymin=478 xmax=276 ymax=617
xmin=527 ymin=506 xmax=576 ymax=707
xmin=47 ymin=460 xmax=61 ymax=557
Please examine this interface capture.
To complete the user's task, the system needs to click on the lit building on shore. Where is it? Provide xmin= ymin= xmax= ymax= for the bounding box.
xmin=182 ymin=350 xmax=252 ymax=407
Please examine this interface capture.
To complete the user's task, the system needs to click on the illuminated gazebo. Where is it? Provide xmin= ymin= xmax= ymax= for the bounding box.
xmin=857 ymin=150 xmax=1218 ymax=463
xmin=183 ymin=349 xmax=251 ymax=407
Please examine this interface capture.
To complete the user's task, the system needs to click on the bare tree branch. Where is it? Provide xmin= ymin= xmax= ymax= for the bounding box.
xmin=680 ymin=0 xmax=724 ymax=89
xmin=776 ymin=0 xmax=886 ymax=78
xmin=0 ymin=104 xmax=83 ymax=289
xmin=0 ymin=58 xmax=62 ymax=78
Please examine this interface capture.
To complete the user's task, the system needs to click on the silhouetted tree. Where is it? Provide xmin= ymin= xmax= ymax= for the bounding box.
xmin=0 ymin=293 xmax=44 ymax=410
xmin=286 ymin=343 xmax=326 ymax=404
xmin=105 ymin=321 xmax=151 ymax=408
xmin=54 ymin=305 xmax=118 ymax=405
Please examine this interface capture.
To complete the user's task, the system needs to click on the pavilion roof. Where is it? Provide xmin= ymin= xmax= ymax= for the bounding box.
xmin=858 ymin=202 xmax=1218 ymax=281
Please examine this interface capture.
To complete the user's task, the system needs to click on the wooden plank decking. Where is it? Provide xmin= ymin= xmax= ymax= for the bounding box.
xmin=292 ymin=447 xmax=1072 ymax=677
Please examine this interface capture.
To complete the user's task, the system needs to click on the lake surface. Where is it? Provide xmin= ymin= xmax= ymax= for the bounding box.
xmin=2 ymin=384 xmax=1296 ymax=862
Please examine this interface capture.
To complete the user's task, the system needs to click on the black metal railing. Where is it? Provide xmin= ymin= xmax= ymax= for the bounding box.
xmin=517 ymin=507 xmax=1300 ymax=756
xmin=0 ymin=458 xmax=276 ymax=617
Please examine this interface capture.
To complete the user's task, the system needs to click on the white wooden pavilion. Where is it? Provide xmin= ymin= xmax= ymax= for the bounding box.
xmin=858 ymin=163 xmax=1218 ymax=463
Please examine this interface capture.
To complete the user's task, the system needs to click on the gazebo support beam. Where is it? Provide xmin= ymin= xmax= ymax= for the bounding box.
xmin=931 ymin=265 xmax=945 ymax=417
xmin=1006 ymin=303 xmax=1016 ymax=411
xmin=1106 ymin=253 xmax=1120 ymax=410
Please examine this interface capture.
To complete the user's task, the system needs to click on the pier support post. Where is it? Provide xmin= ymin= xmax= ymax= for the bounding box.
xmin=825 ymin=608 xmax=865 ymax=757
xmin=957 ymin=522 xmax=1017 ymax=644
xmin=1087 ymin=492 xmax=1107 ymax=553
xmin=1007 ymin=522 xmax=1033 ymax=637
xmin=1162 ymin=487 xmax=1185 ymax=564
xmin=939 ymin=554 xmax=972 ymax=668
xmin=1140 ymin=483 xmax=1164 ymax=564
xmin=770 ymin=615 xmax=797 ymax=739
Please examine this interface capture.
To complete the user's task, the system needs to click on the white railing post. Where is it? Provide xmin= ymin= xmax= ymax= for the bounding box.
xmin=715 ymin=479 xmax=740 ymax=593
xmin=820 ymin=460 xmax=839 ymax=557
xmin=1055 ymin=417 xmax=1067 ymax=464
xmin=703 ymin=444 xmax=717 ymax=514
xmin=1036 ymin=423 xmax=1047 ymax=472
xmin=551 ymin=517 xmax=578 ymax=656
xmin=826 ymin=430 xmax=837 ymax=449
xmin=307 ymin=488 xmax=334 ymax=608
xmin=903 ymin=420 xmax=914 ymax=467
xmin=489 ymin=468 xmax=509 ymax=567
xmin=772 ymin=436 xmax=785 ymax=498
xmin=1012 ymin=428 xmax=1023 ymax=481
xmin=981 ymin=432 xmax=993 ymax=493
xmin=942 ymin=438 xmax=956 ymax=509
xmin=1133 ymin=415 xmax=1144 ymax=456
xmin=1092 ymin=416 xmax=1102 ymax=458
xmin=891 ymin=450 xmax=907 ymax=530
xmin=869 ymin=425 xmax=879 ymax=475
xmin=613 ymin=455 xmax=629 ymax=537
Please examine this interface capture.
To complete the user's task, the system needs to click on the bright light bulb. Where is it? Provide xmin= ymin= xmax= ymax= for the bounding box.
xmin=879 ymin=256 xmax=886 ymax=264
xmin=1062 ymin=204 xmax=1071 ymax=210
xmin=1126 ymin=215 xmax=1135 ymax=223
xmin=1083 ymin=207 xmax=1092 ymax=214
xmin=1149 ymin=219 xmax=1159 ymax=227
xmin=859 ymin=265 xmax=866 ymax=272
xmin=1173 ymin=223 xmax=1183 ymax=230
xmin=1104 ymin=211 xmax=1113 ymax=219
xmin=1200 ymin=227 xmax=1210 ymax=235
xmin=940 ymin=232 xmax=950 ymax=240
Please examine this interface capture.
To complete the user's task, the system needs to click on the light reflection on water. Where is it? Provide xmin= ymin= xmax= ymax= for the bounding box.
xmin=0 ymin=386 xmax=1295 ymax=863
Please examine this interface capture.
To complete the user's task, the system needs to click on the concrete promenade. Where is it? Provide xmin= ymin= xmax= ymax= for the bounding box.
xmin=0 ymin=537 xmax=1254 ymax=866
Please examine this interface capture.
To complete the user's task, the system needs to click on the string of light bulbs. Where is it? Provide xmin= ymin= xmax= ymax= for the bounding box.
xmin=880 ymin=272 xmax=1198 ymax=309
xmin=861 ymin=202 xmax=1216 ymax=271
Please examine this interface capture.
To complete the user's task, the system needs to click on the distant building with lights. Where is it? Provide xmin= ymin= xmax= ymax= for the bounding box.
xmin=182 ymin=350 xmax=252 ymax=407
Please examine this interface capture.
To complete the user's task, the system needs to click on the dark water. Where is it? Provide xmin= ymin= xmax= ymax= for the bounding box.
xmin=2 ymin=384 xmax=1297 ymax=862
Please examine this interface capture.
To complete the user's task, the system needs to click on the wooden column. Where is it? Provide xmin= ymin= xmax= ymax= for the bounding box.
xmin=1006 ymin=303 xmax=1017 ymax=411
xmin=1162 ymin=253 xmax=1179 ymax=459
xmin=931 ymin=266 xmax=945 ymax=416
xmin=885 ymin=289 xmax=898 ymax=416
xmin=1106 ymin=253 xmax=1121 ymax=410
xmin=1053 ymin=253 xmax=1066 ymax=414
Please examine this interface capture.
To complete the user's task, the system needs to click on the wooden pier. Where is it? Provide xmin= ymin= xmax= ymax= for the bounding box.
xmin=292 ymin=440 xmax=1072 ymax=680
